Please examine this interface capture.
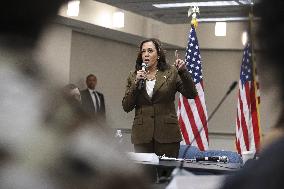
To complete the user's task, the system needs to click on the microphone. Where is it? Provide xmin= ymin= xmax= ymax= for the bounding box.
xmin=137 ymin=63 xmax=147 ymax=90
xmin=226 ymin=81 xmax=238 ymax=95
xmin=195 ymin=156 xmax=229 ymax=163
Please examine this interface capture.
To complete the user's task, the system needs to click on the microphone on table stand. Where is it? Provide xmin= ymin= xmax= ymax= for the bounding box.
xmin=195 ymin=156 xmax=229 ymax=163
xmin=171 ymin=81 xmax=238 ymax=177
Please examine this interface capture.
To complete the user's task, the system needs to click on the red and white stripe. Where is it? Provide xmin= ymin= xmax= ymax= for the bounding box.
xmin=236 ymin=77 xmax=261 ymax=154
xmin=177 ymin=81 xmax=209 ymax=151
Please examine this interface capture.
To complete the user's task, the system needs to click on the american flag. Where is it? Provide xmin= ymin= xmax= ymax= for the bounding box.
xmin=177 ymin=25 xmax=209 ymax=151
xmin=235 ymin=43 xmax=261 ymax=154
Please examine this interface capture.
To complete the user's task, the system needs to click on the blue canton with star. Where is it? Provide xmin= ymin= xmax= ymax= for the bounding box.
xmin=240 ymin=43 xmax=253 ymax=86
xmin=185 ymin=25 xmax=203 ymax=84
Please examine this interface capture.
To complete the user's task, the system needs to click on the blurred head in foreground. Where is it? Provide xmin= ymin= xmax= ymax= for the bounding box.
xmin=63 ymin=83 xmax=82 ymax=103
xmin=0 ymin=1 xmax=150 ymax=188
xmin=220 ymin=0 xmax=284 ymax=189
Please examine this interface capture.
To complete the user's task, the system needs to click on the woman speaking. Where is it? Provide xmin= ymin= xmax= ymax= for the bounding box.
xmin=122 ymin=38 xmax=197 ymax=158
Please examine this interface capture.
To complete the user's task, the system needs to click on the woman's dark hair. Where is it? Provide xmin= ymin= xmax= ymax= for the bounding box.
xmin=135 ymin=38 xmax=170 ymax=71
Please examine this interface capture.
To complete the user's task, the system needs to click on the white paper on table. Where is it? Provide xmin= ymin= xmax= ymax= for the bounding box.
xmin=166 ymin=175 xmax=225 ymax=189
xmin=127 ymin=152 xmax=159 ymax=163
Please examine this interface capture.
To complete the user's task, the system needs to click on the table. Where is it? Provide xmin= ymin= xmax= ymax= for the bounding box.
xmin=135 ymin=159 xmax=241 ymax=185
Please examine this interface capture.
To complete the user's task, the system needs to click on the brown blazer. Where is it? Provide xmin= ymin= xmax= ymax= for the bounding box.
xmin=122 ymin=66 xmax=197 ymax=144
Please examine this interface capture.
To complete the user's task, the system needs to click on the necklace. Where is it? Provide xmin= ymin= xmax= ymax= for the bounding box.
xmin=146 ymin=69 xmax=158 ymax=81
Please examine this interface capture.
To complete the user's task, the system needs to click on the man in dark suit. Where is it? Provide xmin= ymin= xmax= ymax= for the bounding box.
xmin=80 ymin=74 xmax=105 ymax=119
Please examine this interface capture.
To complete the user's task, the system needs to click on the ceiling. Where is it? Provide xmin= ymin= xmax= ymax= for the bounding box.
xmin=95 ymin=0 xmax=255 ymax=24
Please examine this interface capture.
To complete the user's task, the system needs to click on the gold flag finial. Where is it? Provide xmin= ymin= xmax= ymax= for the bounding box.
xmin=188 ymin=6 xmax=200 ymax=28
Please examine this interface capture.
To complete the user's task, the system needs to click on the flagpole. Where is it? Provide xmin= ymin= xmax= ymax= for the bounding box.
xmin=243 ymin=2 xmax=262 ymax=154
xmin=179 ymin=6 xmax=207 ymax=169
xmin=249 ymin=2 xmax=262 ymax=148
xmin=188 ymin=6 xmax=199 ymax=28
xmin=248 ymin=3 xmax=255 ymax=61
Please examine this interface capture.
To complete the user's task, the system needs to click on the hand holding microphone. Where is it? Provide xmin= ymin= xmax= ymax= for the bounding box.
xmin=137 ymin=63 xmax=147 ymax=90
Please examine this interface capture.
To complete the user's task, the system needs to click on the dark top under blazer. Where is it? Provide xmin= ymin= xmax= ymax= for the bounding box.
xmin=80 ymin=89 xmax=105 ymax=118
xmin=122 ymin=66 xmax=197 ymax=144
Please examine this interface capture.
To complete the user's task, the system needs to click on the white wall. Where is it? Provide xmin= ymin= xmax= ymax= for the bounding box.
xmin=34 ymin=24 xmax=72 ymax=85
xmin=69 ymin=31 xmax=137 ymax=128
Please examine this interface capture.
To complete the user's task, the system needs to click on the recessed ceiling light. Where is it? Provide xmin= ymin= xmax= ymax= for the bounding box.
xmin=215 ymin=22 xmax=227 ymax=36
xmin=197 ymin=17 xmax=253 ymax=22
xmin=67 ymin=0 xmax=80 ymax=17
xmin=242 ymin=31 xmax=248 ymax=46
xmin=197 ymin=17 xmax=260 ymax=22
xmin=153 ymin=1 xmax=239 ymax=8
xmin=238 ymin=0 xmax=254 ymax=5
xmin=113 ymin=12 xmax=124 ymax=28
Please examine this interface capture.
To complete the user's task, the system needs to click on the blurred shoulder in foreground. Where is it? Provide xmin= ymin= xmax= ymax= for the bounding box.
xmin=0 ymin=1 xmax=150 ymax=188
